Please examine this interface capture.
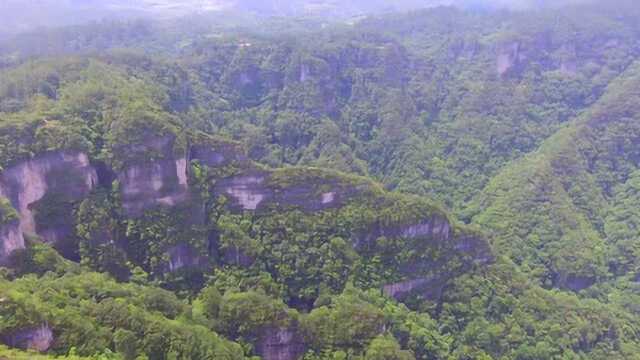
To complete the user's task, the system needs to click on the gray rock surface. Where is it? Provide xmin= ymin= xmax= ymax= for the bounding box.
xmin=0 ymin=151 xmax=97 ymax=260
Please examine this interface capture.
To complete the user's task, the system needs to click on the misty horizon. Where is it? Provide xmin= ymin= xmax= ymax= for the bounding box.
xmin=0 ymin=0 xmax=598 ymax=36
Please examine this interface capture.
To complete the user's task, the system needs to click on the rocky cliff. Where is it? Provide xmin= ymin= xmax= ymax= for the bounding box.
xmin=256 ymin=327 xmax=306 ymax=360
xmin=209 ymin=165 xmax=494 ymax=307
xmin=0 ymin=151 xmax=97 ymax=261
xmin=117 ymin=135 xmax=189 ymax=217
xmin=0 ymin=134 xmax=494 ymax=360
xmin=0 ymin=220 xmax=21 ymax=265
xmin=0 ymin=134 xmax=494 ymax=302
xmin=1 ymin=324 xmax=53 ymax=353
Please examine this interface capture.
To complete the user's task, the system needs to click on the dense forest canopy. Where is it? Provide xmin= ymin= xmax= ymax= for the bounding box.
xmin=2 ymin=0 xmax=640 ymax=359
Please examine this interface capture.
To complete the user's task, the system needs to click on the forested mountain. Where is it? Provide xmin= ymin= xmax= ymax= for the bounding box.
xmin=2 ymin=1 xmax=640 ymax=359
xmin=0 ymin=0 xmax=599 ymax=37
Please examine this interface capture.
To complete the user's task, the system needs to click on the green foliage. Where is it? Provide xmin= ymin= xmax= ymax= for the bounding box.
xmin=466 ymin=61 xmax=640 ymax=288
xmin=605 ymin=170 xmax=640 ymax=277
xmin=364 ymin=336 xmax=414 ymax=360
xmin=0 ymin=196 xmax=17 ymax=225
xmin=75 ymin=190 xmax=130 ymax=281
xmin=0 ymin=59 xmax=179 ymax=170
xmin=0 ymin=272 xmax=245 ymax=359
xmin=439 ymin=259 xmax=640 ymax=359
xmin=3 ymin=2 xmax=640 ymax=359
xmin=197 ymin=285 xmax=222 ymax=324
xmin=8 ymin=242 xmax=77 ymax=277
xmin=217 ymin=290 xmax=292 ymax=339
xmin=304 ymin=287 xmax=386 ymax=351
xmin=0 ymin=345 xmax=119 ymax=359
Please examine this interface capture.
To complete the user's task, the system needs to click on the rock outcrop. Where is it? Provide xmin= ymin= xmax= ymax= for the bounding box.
xmin=119 ymin=157 xmax=189 ymax=216
xmin=166 ymin=244 xmax=206 ymax=272
xmin=0 ymin=151 xmax=97 ymax=260
xmin=496 ymin=41 xmax=522 ymax=76
xmin=119 ymin=135 xmax=248 ymax=217
xmin=383 ymin=277 xmax=445 ymax=301
xmin=217 ymin=173 xmax=270 ymax=211
xmin=0 ymin=220 xmax=22 ymax=265
xmin=256 ymin=327 xmax=306 ymax=360
xmin=213 ymin=164 xmax=494 ymax=303
xmin=118 ymin=136 xmax=189 ymax=217
xmin=365 ymin=216 xmax=493 ymax=301
xmin=356 ymin=214 xmax=453 ymax=248
xmin=2 ymin=324 xmax=54 ymax=352
xmin=382 ymin=231 xmax=493 ymax=301
xmin=214 ymin=170 xmax=364 ymax=212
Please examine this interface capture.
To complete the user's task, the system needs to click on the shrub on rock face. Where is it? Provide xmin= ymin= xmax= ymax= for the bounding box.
xmin=0 ymin=198 xmax=18 ymax=226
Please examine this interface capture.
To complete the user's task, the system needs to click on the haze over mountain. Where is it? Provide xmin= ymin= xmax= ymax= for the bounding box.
xmin=0 ymin=0 xmax=596 ymax=36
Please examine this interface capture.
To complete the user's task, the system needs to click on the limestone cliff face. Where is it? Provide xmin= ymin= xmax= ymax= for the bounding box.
xmin=213 ymin=166 xmax=493 ymax=304
xmin=494 ymin=35 xmax=603 ymax=77
xmin=118 ymin=136 xmax=189 ymax=217
xmin=356 ymin=214 xmax=453 ymax=248
xmin=256 ymin=327 xmax=306 ymax=360
xmin=214 ymin=171 xmax=363 ymax=212
xmin=0 ymin=151 xmax=97 ymax=260
xmin=190 ymin=141 xmax=247 ymax=168
xmin=2 ymin=324 xmax=53 ymax=352
xmin=119 ymin=135 xmax=247 ymax=217
xmin=0 ymin=220 xmax=22 ymax=265
xmin=217 ymin=173 xmax=269 ymax=211
xmin=382 ymin=231 xmax=493 ymax=301
xmin=359 ymin=214 xmax=493 ymax=301
xmin=119 ymin=157 xmax=189 ymax=216
xmin=166 ymin=244 xmax=207 ymax=272
xmin=496 ymin=41 xmax=522 ymax=76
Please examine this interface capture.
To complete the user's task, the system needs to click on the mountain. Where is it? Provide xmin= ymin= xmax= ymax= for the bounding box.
xmin=2 ymin=0 xmax=640 ymax=359
xmin=0 ymin=0 xmax=600 ymax=36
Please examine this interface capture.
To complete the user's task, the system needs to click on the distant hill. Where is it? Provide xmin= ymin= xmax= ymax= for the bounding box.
xmin=0 ymin=0 xmax=598 ymax=36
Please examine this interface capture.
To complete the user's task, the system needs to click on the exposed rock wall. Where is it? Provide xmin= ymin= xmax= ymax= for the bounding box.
xmin=382 ymin=233 xmax=493 ymax=302
xmin=218 ymin=173 xmax=270 ymax=211
xmin=383 ymin=277 xmax=443 ymax=301
xmin=2 ymin=324 xmax=53 ymax=352
xmin=0 ymin=151 xmax=97 ymax=260
xmin=118 ymin=135 xmax=190 ymax=217
xmin=119 ymin=157 xmax=189 ymax=216
xmin=215 ymin=171 xmax=362 ymax=212
xmin=256 ymin=327 xmax=306 ymax=360
xmin=118 ymin=135 xmax=248 ymax=217
xmin=0 ymin=152 xmax=96 ymax=237
xmin=355 ymin=214 xmax=455 ymax=249
xmin=495 ymin=35 xmax=589 ymax=77
xmin=166 ymin=244 xmax=206 ymax=272
xmin=0 ymin=221 xmax=22 ymax=265
xmin=497 ymin=41 xmax=521 ymax=76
